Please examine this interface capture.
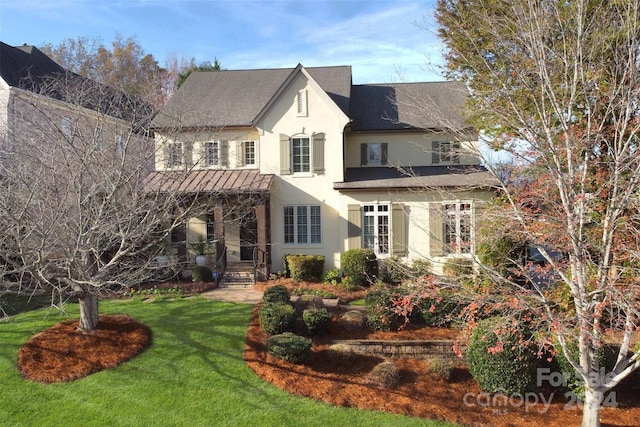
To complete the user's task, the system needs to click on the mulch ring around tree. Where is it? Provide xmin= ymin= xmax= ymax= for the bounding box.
xmin=18 ymin=315 xmax=151 ymax=383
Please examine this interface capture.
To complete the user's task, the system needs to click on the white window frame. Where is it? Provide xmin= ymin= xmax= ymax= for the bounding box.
xmin=283 ymin=205 xmax=321 ymax=245
xmin=167 ymin=141 xmax=184 ymax=168
xmin=205 ymin=141 xmax=220 ymax=167
xmin=433 ymin=141 xmax=460 ymax=164
xmin=362 ymin=203 xmax=391 ymax=257
xmin=443 ymin=201 xmax=473 ymax=254
xmin=291 ymin=136 xmax=311 ymax=174
xmin=243 ymin=140 xmax=256 ymax=167
xmin=296 ymin=90 xmax=308 ymax=117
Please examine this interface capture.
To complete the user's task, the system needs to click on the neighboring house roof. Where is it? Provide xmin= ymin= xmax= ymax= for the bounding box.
xmin=143 ymin=169 xmax=273 ymax=194
xmin=334 ymin=166 xmax=499 ymax=191
xmin=0 ymin=42 xmax=70 ymax=91
xmin=349 ymin=81 xmax=470 ymax=132
xmin=150 ymin=65 xmax=352 ymax=129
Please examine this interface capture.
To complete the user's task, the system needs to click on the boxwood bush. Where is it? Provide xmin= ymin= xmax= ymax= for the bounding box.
xmin=258 ymin=302 xmax=296 ymax=335
xmin=365 ymin=286 xmax=405 ymax=331
xmin=466 ymin=316 xmax=538 ymax=395
xmin=341 ymin=248 xmax=377 ymax=287
xmin=191 ymin=265 xmax=213 ymax=282
xmin=268 ymin=332 xmax=313 ymax=364
xmin=414 ymin=293 xmax=465 ymax=327
xmin=302 ymin=307 xmax=332 ymax=335
xmin=285 ymin=255 xmax=325 ymax=282
xmin=262 ymin=284 xmax=291 ymax=305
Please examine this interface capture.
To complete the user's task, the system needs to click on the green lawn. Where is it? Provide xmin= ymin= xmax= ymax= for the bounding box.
xmin=0 ymin=297 xmax=456 ymax=427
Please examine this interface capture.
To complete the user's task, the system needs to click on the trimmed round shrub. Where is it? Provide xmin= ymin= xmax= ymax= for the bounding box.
xmin=466 ymin=316 xmax=538 ymax=395
xmin=258 ymin=302 xmax=296 ymax=335
xmin=426 ymin=358 xmax=453 ymax=382
xmin=443 ymin=257 xmax=473 ymax=277
xmin=379 ymin=256 xmax=411 ymax=284
xmin=268 ymin=332 xmax=313 ymax=364
xmin=368 ymin=361 xmax=401 ymax=388
xmin=302 ymin=307 xmax=332 ymax=335
xmin=341 ymin=248 xmax=378 ymax=287
xmin=191 ymin=265 xmax=213 ymax=282
xmin=262 ymin=284 xmax=291 ymax=305
xmin=286 ymin=255 xmax=325 ymax=282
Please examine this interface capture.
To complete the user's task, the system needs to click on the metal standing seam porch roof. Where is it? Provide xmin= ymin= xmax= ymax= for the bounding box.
xmin=143 ymin=169 xmax=273 ymax=194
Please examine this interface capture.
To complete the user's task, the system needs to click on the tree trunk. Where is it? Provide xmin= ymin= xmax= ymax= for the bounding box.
xmin=78 ymin=293 xmax=99 ymax=332
xmin=582 ymin=387 xmax=603 ymax=427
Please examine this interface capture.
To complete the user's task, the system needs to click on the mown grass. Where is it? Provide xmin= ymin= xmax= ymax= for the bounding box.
xmin=0 ymin=297 xmax=456 ymax=427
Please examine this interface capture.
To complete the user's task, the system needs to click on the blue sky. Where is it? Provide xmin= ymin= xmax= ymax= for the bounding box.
xmin=0 ymin=0 xmax=445 ymax=84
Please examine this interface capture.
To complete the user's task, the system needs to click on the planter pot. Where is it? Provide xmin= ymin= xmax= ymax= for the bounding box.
xmin=195 ymin=255 xmax=207 ymax=266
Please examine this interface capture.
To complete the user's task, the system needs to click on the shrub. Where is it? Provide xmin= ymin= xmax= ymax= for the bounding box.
xmin=281 ymin=254 xmax=292 ymax=278
xmin=412 ymin=258 xmax=432 ymax=277
xmin=414 ymin=293 xmax=465 ymax=327
xmin=365 ymin=286 xmax=405 ymax=331
xmin=323 ymin=268 xmax=341 ymax=285
xmin=286 ymin=255 xmax=325 ymax=282
xmin=268 ymin=332 xmax=313 ymax=364
xmin=337 ymin=275 xmax=360 ymax=292
xmin=466 ymin=317 xmax=538 ymax=395
xmin=379 ymin=257 xmax=411 ymax=284
xmin=443 ymin=257 xmax=473 ymax=277
xmin=426 ymin=358 xmax=453 ymax=382
xmin=191 ymin=265 xmax=213 ymax=282
xmin=368 ymin=361 xmax=401 ymax=388
xmin=302 ymin=307 xmax=332 ymax=335
xmin=341 ymin=248 xmax=378 ymax=286
xmin=258 ymin=302 xmax=296 ymax=335
xmin=262 ymin=284 xmax=291 ymax=305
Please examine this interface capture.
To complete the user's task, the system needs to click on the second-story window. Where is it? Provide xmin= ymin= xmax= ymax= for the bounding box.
xmin=360 ymin=143 xmax=388 ymax=166
xmin=205 ymin=141 xmax=219 ymax=167
xmin=432 ymin=141 xmax=460 ymax=164
xmin=243 ymin=141 xmax=256 ymax=166
xmin=167 ymin=142 xmax=184 ymax=168
xmin=292 ymin=137 xmax=310 ymax=173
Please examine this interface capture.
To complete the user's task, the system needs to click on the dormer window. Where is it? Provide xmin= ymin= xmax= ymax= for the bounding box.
xmin=296 ymin=90 xmax=308 ymax=117
xmin=432 ymin=141 xmax=460 ymax=164
xmin=360 ymin=143 xmax=388 ymax=166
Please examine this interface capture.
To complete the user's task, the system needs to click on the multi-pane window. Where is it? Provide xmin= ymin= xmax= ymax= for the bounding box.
xmin=432 ymin=141 xmax=460 ymax=164
xmin=363 ymin=204 xmax=390 ymax=255
xmin=243 ymin=141 xmax=256 ymax=166
xmin=167 ymin=142 xmax=184 ymax=168
xmin=443 ymin=202 xmax=472 ymax=254
xmin=291 ymin=137 xmax=310 ymax=173
xmin=62 ymin=117 xmax=73 ymax=143
xmin=205 ymin=141 xmax=219 ymax=167
xmin=284 ymin=205 xmax=321 ymax=244
xmin=206 ymin=213 xmax=216 ymax=243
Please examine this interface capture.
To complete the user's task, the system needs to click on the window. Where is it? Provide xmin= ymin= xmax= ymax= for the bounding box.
xmin=61 ymin=117 xmax=73 ymax=143
xmin=291 ymin=137 xmax=310 ymax=173
xmin=116 ymin=133 xmax=126 ymax=156
xmin=443 ymin=202 xmax=472 ymax=254
xmin=432 ymin=141 xmax=460 ymax=164
xmin=360 ymin=143 xmax=388 ymax=165
xmin=296 ymin=90 xmax=307 ymax=116
xmin=93 ymin=126 xmax=103 ymax=151
xmin=243 ymin=141 xmax=256 ymax=166
xmin=362 ymin=203 xmax=390 ymax=256
xmin=205 ymin=141 xmax=219 ymax=167
xmin=206 ymin=213 xmax=216 ymax=243
xmin=284 ymin=205 xmax=321 ymax=244
xmin=167 ymin=142 xmax=184 ymax=168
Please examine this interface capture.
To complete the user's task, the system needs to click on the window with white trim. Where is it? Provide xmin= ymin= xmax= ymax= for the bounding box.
xmin=443 ymin=202 xmax=472 ymax=254
xmin=432 ymin=141 xmax=460 ymax=164
xmin=291 ymin=137 xmax=310 ymax=173
xmin=284 ymin=205 xmax=321 ymax=244
xmin=62 ymin=117 xmax=73 ymax=144
xmin=205 ymin=141 xmax=219 ymax=167
xmin=243 ymin=141 xmax=256 ymax=166
xmin=167 ymin=142 xmax=184 ymax=168
xmin=363 ymin=203 xmax=390 ymax=256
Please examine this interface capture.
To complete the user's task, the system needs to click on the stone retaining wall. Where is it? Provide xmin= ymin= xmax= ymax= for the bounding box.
xmin=330 ymin=339 xmax=459 ymax=360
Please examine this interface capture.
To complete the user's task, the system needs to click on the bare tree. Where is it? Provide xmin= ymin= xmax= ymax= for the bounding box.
xmin=0 ymin=72 xmax=195 ymax=331
xmin=426 ymin=1 xmax=640 ymax=425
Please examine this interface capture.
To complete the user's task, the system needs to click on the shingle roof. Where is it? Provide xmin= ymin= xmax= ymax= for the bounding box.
xmin=0 ymin=42 xmax=67 ymax=91
xmin=334 ymin=166 xmax=499 ymax=190
xmin=150 ymin=65 xmax=352 ymax=129
xmin=143 ymin=169 xmax=274 ymax=194
xmin=349 ymin=81 xmax=470 ymax=132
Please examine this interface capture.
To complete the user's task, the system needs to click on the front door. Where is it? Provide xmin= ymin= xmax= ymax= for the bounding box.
xmin=240 ymin=210 xmax=257 ymax=261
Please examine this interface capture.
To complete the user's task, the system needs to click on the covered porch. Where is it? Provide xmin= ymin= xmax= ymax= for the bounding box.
xmin=144 ymin=169 xmax=273 ymax=283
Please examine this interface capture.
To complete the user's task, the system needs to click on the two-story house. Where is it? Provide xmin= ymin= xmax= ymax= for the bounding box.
xmin=146 ymin=64 xmax=497 ymax=282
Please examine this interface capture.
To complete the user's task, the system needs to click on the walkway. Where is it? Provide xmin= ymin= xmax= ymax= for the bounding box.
xmin=200 ymin=287 xmax=263 ymax=304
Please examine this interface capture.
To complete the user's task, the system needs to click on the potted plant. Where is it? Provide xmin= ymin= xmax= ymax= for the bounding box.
xmin=191 ymin=234 xmax=208 ymax=266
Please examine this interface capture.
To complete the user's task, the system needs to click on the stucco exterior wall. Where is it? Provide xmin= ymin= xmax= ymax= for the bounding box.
xmin=0 ymin=83 xmax=10 ymax=144
xmin=345 ymin=131 xmax=480 ymax=168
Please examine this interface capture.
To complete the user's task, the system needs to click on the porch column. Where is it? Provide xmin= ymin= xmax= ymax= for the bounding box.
xmin=255 ymin=198 xmax=270 ymax=278
xmin=213 ymin=205 xmax=224 ymax=241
